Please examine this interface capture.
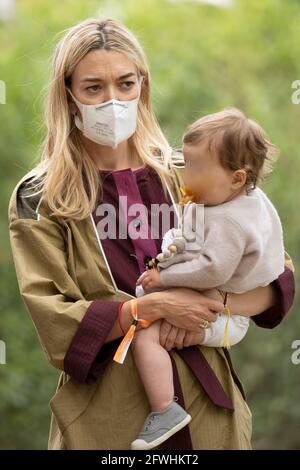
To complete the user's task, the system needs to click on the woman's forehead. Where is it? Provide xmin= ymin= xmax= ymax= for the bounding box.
xmin=73 ymin=49 xmax=138 ymax=82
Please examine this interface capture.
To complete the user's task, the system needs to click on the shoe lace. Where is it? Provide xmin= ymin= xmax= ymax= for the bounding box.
xmin=145 ymin=415 xmax=157 ymax=431
xmin=145 ymin=398 xmax=178 ymax=430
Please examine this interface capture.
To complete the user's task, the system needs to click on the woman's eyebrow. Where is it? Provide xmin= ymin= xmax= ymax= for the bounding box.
xmin=117 ymin=72 xmax=137 ymax=80
xmin=81 ymin=72 xmax=137 ymax=83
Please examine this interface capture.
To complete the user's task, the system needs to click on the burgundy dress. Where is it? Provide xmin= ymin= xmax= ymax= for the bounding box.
xmin=64 ymin=164 xmax=295 ymax=450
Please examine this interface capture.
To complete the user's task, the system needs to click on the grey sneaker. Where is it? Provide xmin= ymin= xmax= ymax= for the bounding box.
xmin=130 ymin=400 xmax=191 ymax=450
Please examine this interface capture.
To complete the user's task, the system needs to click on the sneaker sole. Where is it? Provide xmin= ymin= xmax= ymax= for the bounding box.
xmin=130 ymin=413 xmax=192 ymax=450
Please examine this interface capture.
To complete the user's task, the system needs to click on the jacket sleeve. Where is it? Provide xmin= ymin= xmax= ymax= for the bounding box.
xmin=8 ymin=180 xmax=121 ymax=382
xmin=251 ymin=252 xmax=295 ymax=329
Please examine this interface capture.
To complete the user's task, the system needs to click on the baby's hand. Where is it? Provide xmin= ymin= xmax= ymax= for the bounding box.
xmin=136 ymin=268 xmax=161 ymax=292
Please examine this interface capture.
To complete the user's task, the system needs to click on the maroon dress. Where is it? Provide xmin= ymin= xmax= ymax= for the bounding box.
xmin=64 ymin=164 xmax=295 ymax=450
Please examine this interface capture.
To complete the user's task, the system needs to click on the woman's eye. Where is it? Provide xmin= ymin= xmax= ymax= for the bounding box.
xmin=86 ymin=85 xmax=101 ymax=93
xmin=121 ymin=81 xmax=135 ymax=89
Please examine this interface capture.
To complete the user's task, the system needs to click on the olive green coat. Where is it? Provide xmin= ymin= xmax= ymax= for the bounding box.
xmin=9 ymin=161 xmax=290 ymax=450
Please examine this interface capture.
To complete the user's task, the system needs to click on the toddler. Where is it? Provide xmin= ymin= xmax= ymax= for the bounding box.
xmin=120 ymin=108 xmax=285 ymax=450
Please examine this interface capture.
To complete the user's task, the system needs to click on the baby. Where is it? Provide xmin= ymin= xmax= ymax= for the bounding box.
xmin=129 ymin=108 xmax=285 ymax=450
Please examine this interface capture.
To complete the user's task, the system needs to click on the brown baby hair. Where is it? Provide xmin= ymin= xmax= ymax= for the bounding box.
xmin=182 ymin=108 xmax=279 ymax=189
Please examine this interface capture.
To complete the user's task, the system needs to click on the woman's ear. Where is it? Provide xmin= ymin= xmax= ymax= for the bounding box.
xmin=68 ymin=100 xmax=77 ymax=116
xmin=66 ymin=87 xmax=78 ymax=116
xmin=231 ymin=169 xmax=247 ymax=190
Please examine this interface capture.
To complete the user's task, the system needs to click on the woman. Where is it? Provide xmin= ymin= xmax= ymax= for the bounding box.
xmin=8 ymin=18 xmax=295 ymax=450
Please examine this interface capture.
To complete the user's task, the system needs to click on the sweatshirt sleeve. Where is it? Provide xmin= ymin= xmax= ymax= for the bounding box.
xmin=159 ymin=216 xmax=246 ymax=290
xmin=8 ymin=180 xmax=121 ymax=383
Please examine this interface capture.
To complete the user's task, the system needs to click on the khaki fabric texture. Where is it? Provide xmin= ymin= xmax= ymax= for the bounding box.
xmin=48 ymin=346 xmax=252 ymax=450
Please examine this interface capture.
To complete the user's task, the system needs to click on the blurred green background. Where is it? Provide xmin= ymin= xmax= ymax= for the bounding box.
xmin=0 ymin=0 xmax=299 ymax=449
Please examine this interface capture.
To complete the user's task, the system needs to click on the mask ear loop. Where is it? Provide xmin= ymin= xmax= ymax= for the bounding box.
xmin=66 ymin=87 xmax=80 ymax=100
xmin=66 ymin=87 xmax=85 ymax=133
xmin=66 ymin=87 xmax=83 ymax=111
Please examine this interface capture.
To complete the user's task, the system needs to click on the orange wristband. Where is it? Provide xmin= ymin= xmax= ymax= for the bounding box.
xmin=130 ymin=298 xmax=151 ymax=329
xmin=113 ymin=299 xmax=152 ymax=364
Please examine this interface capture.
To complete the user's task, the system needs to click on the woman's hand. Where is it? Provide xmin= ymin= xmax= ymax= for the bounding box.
xmin=159 ymin=319 xmax=205 ymax=351
xmin=137 ymin=287 xmax=223 ymax=333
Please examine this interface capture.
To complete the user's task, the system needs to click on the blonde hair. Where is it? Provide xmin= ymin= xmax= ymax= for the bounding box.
xmin=24 ymin=17 xmax=174 ymax=220
xmin=183 ymin=108 xmax=279 ymax=189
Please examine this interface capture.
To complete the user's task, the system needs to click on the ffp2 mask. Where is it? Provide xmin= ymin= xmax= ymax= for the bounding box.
xmin=67 ymin=86 xmax=141 ymax=148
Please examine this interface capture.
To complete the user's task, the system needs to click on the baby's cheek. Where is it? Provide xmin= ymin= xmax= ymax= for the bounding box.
xmin=210 ymin=179 xmax=232 ymax=203
xmin=189 ymin=178 xmax=210 ymax=201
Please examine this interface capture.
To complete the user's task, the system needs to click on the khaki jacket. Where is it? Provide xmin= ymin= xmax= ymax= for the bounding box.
xmin=8 ymin=161 xmax=294 ymax=450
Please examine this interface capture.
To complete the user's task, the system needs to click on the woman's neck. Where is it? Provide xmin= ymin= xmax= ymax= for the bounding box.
xmin=81 ymin=136 xmax=143 ymax=171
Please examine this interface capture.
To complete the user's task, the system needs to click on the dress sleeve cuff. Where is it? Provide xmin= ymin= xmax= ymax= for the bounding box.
xmin=251 ymin=266 xmax=295 ymax=329
xmin=64 ymin=299 xmax=121 ymax=383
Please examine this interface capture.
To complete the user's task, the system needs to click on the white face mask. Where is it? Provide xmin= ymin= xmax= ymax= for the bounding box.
xmin=67 ymin=82 xmax=142 ymax=148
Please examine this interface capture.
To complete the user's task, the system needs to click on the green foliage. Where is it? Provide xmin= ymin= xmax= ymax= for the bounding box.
xmin=1 ymin=0 xmax=299 ymax=449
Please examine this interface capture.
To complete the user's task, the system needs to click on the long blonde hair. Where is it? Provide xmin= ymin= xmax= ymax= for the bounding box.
xmin=25 ymin=17 xmax=176 ymax=220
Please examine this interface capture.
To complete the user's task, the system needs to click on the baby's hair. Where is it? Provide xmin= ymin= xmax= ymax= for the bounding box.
xmin=182 ymin=108 xmax=279 ymax=189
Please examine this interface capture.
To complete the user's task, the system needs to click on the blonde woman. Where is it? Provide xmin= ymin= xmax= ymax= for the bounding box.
xmin=8 ymin=18 xmax=295 ymax=450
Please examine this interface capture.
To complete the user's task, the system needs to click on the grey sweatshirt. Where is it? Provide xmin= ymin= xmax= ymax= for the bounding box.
xmin=158 ymin=187 xmax=285 ymax=294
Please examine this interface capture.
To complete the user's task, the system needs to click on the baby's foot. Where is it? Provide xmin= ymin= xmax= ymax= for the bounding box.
xmin=130 ymin=400 xmax=191 ymax=450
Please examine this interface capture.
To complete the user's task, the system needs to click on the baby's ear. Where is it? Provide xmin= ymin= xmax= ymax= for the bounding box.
xmin=231 ymin=169 xmax=247 ymax=189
